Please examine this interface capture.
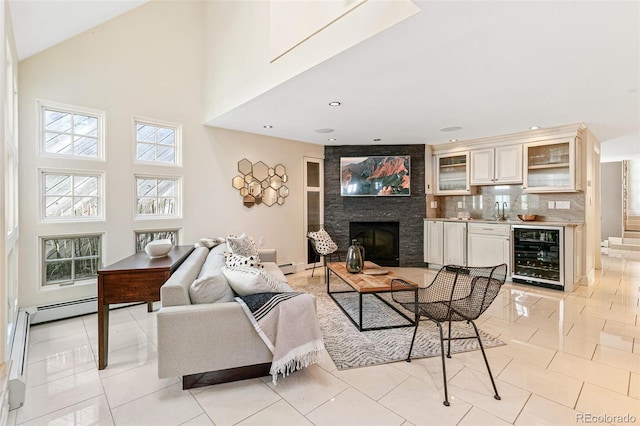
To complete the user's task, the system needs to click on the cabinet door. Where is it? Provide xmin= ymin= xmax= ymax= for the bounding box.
xmin=468 ymin=233 xmax=510 ymax=274
xmin=495 ymin=145 xmax=523 ymax=184
xmin=443 ymin=222 xmax=466 ymax=266
xmin=470 ymin=148 xmax=494 ymax=185
xmin=435 ymin=152 xmax=471 ymax=195
xmin=425 ymin=220 xmax=443 ymax=264
xmin=523 ymin=139 xmax=578 ymax=192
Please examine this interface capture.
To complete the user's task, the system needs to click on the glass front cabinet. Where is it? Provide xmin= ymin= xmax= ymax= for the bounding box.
xmin=435 ymin=152 xmax=472 ymax=195
xmin=523 ymin=138 xmax=582 ymax=192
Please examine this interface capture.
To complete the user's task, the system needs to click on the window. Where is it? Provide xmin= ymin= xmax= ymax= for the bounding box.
xmin=135 ymin=229 xmax=179 ymax=252
xmin=42 ymin=235 xmax=101 ymax=287
xmin=135 ymin=176 xmax=180 ymax=217
xmin=40 ymin=101 xmax=104 ymax=159
xmin=42 ymin=171 xmax=102 ymax=220
xmin=134 ymin=119 xmax=181 ymax=165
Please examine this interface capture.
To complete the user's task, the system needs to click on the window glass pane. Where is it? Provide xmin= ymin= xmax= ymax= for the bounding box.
xmin=156 ymin=145 xmax=175 ymax=163
xmin=135 ymin=230 xmax=178 ymax=252
xmin=307 ymin=162 xmax=320 ymax=187
xmin=137 ymin=179 xmax=156 ymax=197
xmin=74 ymin=259 xmax=98 ymax=279
xmin=44 ymin=110 xmax=72 ymax=133
xmin=45 ymin=175 xmax=71 ymax=195
xmin=74 ymin=176 xmax=98 ymax=196
xmin=46 ymin=196 xmax=73 ymax=217
xmin=137 ymin=198 xmax=157 ymax=214
xmin=45 ymin=262 xmax=72 ymax=283
xmin=73 ymin=136 xmax=98 ymax=157
xmin=74 ymin=197 xmax=98 ymax=217
xmin=157 ymin=127 xmax=175 ymax=145
xmin=157 ymin=180 xmax=175 ymax=196
xmin=136 ymin=124 xmax=155 ymax=143
xmin=75 ymin=236 xmax=100 ymax=257
xmin=137 ymin=143 xmax=155 ymax=161
xmin=45 ymin=133 xmax=72 ymax=155
xmin=74 ymin=115 xmax=98 ymax=136
xmin=158 ymin=198 xmax=175 ymax=215
xmin=45 ymin=239 xmax=72 ymax=259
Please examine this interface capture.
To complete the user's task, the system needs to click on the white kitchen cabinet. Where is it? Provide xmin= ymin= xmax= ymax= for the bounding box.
xmin=424 ymin=220 xmax=443 ymax=264
xmin=470 ymin=145 xmax=522 ymax=185
xmin=467 ymin=222 xmax=511 ymax=274
xmin=443 ymin=221 xmax=467 ymax=266
xmin=523 ymin=138 xmax=582 ymax=192
xmin=435 ymin=152 xmax=472 ymax=195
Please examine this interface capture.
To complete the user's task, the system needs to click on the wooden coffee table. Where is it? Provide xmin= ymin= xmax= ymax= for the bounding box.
xmin=326 ymin=261 xmax=418 ymax=331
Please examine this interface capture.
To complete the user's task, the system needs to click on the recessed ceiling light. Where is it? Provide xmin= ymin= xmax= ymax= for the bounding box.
xmin=328 ymin=138 xmax=336 ymax=142
xmin=529 ymin=126 xmax=541 ymax=130
xmin=328 ymin=101 xmax=341 ymax=106
xmin=314 ymin=128 xmax=334 ymax=133
xmin=263 ymin=125 xmax=273 ymax=129
xmin=440 ymin=126 xmax=463 ymax=132
xmin=449 ymin=139 xmax=458 ymax=142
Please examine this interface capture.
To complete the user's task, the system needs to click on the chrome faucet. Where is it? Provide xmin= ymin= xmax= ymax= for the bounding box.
xmin=495 ymin=201 xmax=507 ymax=221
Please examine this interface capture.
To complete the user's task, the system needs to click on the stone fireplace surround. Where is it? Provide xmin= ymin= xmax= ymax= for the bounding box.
xmin=324 ymin=144 xmax=426 ymax=267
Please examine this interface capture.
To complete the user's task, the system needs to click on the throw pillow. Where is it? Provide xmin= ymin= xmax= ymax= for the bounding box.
xmin=227 ymin=233 xmax=260 ymax=261
xmin=189 ymin=272 xmax=235 ymax=304
xmin=221 ymin=266 xmax=288 ymax=296
xmin=308 ymin=228 xmax=338 ymax=255
xmin=224 ymin=252 xmax=263 ymax=269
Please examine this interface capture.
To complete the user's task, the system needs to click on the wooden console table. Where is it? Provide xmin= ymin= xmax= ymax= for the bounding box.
xmin=98 ymin=245 xmax=194 ymax=369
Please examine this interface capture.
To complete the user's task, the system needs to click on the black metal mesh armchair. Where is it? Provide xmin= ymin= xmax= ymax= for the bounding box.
xmin=391 ymin=263 xmax=507 ymax=406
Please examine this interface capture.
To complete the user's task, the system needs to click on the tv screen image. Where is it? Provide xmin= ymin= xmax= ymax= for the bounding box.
xmin=340 ymin=155 xmax=410 ymax=196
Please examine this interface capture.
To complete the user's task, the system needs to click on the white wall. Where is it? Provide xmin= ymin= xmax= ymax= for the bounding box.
xmin=601 ymin=162 xmax=623 ymax=240
xmin=18 ymin=0 xmax=323 ymax=309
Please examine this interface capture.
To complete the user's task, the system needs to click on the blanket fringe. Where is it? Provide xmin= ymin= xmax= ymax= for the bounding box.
xmin=270 ymin=339 xmax=325 ymax=385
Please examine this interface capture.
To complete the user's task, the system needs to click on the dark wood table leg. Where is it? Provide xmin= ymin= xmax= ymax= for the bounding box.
xmin=98 ymin=302 xmax=109 ymax=370
xmin=147 ymin=301 xmax=153 ymax=312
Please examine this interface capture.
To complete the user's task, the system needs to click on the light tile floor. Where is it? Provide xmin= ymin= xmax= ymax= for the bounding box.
xmin=7 ymin=249 xmax=640 ymax=425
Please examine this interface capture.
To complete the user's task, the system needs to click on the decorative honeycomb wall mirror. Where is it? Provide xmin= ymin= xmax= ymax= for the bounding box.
xmin=232 ymin=158 xmax=289 ymax=207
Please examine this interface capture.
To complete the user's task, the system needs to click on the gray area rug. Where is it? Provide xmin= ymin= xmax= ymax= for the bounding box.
xmin=292 ymin=277 xmax=505 ymax=370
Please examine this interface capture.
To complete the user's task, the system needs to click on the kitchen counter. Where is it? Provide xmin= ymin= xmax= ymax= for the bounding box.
xmin=423 ymin=218 xmax=583 ymax=227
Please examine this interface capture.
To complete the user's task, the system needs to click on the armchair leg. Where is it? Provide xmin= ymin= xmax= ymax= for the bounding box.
xmin=469 ymin=320 xmax=501 ymax=401
xmin=311 ymin=253 xmax=320 ymax=277
xmin=435 ymin=321 xmax=450 ymax=406
xmin=446 ymin=320 xmax=453 ymax=358
xmin=406 ymin=320 xmax=420 ymax=362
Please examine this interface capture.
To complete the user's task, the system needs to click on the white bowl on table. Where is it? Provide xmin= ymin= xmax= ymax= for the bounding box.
xmin=144 ymin=239 xmax=173 ymax=258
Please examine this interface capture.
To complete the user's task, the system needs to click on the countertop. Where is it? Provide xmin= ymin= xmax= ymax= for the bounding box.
xmin=423 ymin=218 xmax=583 ymax=227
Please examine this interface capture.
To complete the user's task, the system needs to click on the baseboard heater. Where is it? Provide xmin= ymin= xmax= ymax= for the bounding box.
xmin=278 ymin=263 xmax=295 ymax=275
xmin=31 ymin=297 xmax=99 ymax=325
xmin=9 ymin=308 xmax=34 ymax=410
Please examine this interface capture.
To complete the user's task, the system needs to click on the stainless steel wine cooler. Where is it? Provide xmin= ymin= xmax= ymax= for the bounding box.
xmin=512 ymin=225 xmax=564 ymax=290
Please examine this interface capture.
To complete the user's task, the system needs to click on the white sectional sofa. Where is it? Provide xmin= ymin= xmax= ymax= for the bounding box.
xmin=157 ymin=242 xmax=290 ymax=389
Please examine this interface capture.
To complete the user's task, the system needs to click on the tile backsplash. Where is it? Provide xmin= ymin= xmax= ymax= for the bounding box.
xmin=428 ymin=185 xmax=584 ymax=223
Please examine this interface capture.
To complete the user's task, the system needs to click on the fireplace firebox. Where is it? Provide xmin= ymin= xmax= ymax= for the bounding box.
xmin=349 ymin=221 xmax=400 ymax=267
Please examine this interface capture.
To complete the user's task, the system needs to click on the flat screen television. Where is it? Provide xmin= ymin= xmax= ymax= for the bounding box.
xmin=340 ymin=155 xmax=410 ymax=196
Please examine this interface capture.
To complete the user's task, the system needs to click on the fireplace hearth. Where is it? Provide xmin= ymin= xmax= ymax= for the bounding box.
xmin=349 ymin=221 xmax=400 ymax=267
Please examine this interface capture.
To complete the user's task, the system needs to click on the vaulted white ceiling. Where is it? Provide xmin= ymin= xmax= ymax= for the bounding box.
xmin=9 ymin=0 xmax=640 ymax=162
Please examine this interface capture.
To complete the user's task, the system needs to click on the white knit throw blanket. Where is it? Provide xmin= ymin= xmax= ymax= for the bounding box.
xmin=236 ymin=292 xmax=325 ymax=384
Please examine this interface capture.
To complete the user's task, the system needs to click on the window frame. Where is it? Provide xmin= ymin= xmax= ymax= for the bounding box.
xmin=39 ymin=168 xmax=105 ymax=222
xmin=37 ymin=99 xmax=106 ymax=161
xmin=40 ymin=234 xmax=103 ymax=289
xmin=134 ymin=174 xmax=182 ymax=219
xmin=132 ymin=117 xmax=182 ymax=167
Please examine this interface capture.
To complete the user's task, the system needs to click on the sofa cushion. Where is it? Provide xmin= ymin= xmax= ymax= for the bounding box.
xmin=189 ymin=247 xmax=235 ymax=304
xmin=221 ymin=266 xmax=288 ymax=296
xmin=224 ymin=252 xmax=263 ymax=269
xmin=227 ymin=233 xmax=260 ymax=261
